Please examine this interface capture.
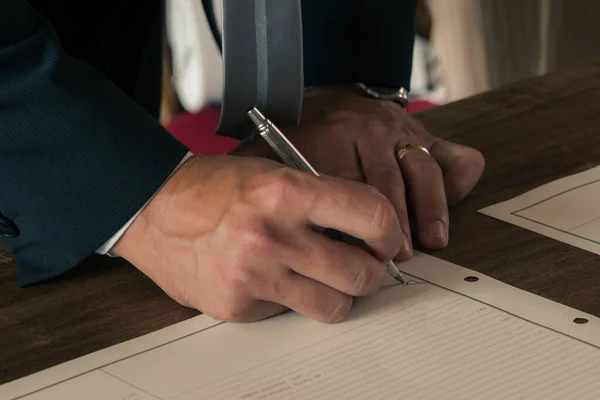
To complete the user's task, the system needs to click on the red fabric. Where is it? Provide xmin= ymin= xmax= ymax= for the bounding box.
xmin=164 ymin=107 xmax=237 ymax=155
xmin=406 ymin=100 xmax=437 ymax=113
xmin=164 ymin=101 xmax=437 ymax=156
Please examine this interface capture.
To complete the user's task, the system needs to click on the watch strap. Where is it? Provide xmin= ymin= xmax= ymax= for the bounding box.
xmin=356 ymin=83 xmax=409 ymax=109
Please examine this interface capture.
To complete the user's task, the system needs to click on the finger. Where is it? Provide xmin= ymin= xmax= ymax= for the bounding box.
xmin=304 ymin=175 xmax=403 ymax=262
xmin=240 ymin=301 xmax=289 ymax=322
xmin=262 ymin=272 xmax=354 ymax=324
xmin=287 ymin=228 xmax=386 ymax=297
xmin=398 ymin=148 xmax=449 ymax=249
xmin=430 ymin=140 xmax=486 ymax=205
xmin=215 ymin=300 xmax=289 ymax=323
xmin=187 ymin=287 xmax=289 ymax=323
xmin=356 ymin=140 xmax=413 ymax=261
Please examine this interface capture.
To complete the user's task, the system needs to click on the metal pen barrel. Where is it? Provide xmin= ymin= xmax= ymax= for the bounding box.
xmin=248 ymin=107 xmax=405 ymax=284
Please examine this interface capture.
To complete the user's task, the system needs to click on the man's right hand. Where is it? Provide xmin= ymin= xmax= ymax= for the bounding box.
xmin=113 ymin=156 xmax=402 ymax=323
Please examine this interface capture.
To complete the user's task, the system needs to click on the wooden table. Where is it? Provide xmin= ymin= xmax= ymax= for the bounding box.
xmin=3 ymin=61 xmax=600 ymax=386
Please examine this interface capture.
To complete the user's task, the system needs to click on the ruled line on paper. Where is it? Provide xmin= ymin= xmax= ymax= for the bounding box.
xmin=177 ymin=299 xmax=440 ymax=398
xmin=171 ymin=289 xmax=600 ymax=400
xmin=7 ymin=264 xmax=600 ymax=400
xmin=287 ymin=313 xmax=513 ymax=400
xmin=193 ymin=299 xmax=481 ymax=399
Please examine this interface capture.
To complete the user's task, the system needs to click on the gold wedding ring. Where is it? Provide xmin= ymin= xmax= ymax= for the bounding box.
xmin=396 ymin=144 xmax=431 ymax=162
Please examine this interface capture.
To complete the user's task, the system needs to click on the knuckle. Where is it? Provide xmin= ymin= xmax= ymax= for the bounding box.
xmin=324 ymin=296 xmax=353 ymax=324
xmin=272 ymin=168 xmax=303 ymax=191
xmin=269 ymin=274 xmax=287 ymax=300
xmin=313 ymin=243 xmax=346 ymax=272
xmin=322 ymin=187 xmax=353 ymax=212
xmin=419 ymin=196 xmax=446 ymax=211
xmin=383 ymin=244 xmax=402 ymax=264
xmin=353 ymin=264 xmax=386 ymax=295
xmin=352 ymin=267 xmax=375 ymax=295
xmin=470 ymin=148 xmax=486 ymax=171
xmin=370 ymin=196 xmax=397 ymax=240
xmin=367 ymin=120 xmax=388 ymax=139
xmin=373 ymin=263 xmax=387 ymax=286
xmin=328 ymin=121 xmax=348 ymax=136
xmin=254 ymin=169 xmax=306 ymax=210
xmin=224 ymin=265 xmax=262 ymax=294
xmin=238 ymin=219 xmax=278 ymax=251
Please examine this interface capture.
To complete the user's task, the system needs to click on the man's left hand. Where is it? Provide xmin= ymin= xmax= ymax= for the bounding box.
xmin=232 ymin=85 xmax=485 ymax=261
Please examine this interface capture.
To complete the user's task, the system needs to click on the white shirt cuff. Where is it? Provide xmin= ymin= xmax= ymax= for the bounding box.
xmin=95 ymin=151 xmax=194 ymax=257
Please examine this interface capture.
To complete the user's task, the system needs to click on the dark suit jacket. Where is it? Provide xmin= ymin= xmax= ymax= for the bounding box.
xmin=0 ymin=0 xmax=417 ymax=287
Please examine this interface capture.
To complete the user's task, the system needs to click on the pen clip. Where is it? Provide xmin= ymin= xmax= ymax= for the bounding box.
xmin=248 ymin=108 xmax=319 ymax=175
xmin=247 ymin=107 xmax=405 ymax=284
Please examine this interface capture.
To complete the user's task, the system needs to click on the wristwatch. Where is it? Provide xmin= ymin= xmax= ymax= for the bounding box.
xmin=356 ymin=83 xmax=409 ymax=109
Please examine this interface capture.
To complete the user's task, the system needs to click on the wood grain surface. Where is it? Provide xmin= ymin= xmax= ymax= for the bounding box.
xmin=2 ymin=61 xmax=600 ymax=386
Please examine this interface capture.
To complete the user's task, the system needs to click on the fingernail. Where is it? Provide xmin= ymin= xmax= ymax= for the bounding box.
xmin=426 ymin=220 xmax=447 ymax=242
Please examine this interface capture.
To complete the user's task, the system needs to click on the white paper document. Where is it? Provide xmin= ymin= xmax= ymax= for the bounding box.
xmin=2 ymin=253 xmax=600 ymax=400
xmin=480 ymin=164 xmax=600 ymax=255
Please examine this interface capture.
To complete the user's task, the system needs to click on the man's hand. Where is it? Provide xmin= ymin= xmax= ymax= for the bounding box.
xmin=113 ymin=156 xmax=402 ymax=323
xmin=233 ymin=85 xmax=485 ymax=259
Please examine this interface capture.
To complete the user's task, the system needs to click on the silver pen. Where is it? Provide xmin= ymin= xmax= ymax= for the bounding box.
xmin=248 ymin=107 xmax=405 ymax=284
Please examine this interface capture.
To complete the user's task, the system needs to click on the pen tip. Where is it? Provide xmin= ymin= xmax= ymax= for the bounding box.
xmin=387 ymin=261 xmax=405 ymax=284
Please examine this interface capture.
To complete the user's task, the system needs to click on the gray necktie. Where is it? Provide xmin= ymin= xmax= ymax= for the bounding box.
xmin=216 ymin=0 xmax=304 ymax=140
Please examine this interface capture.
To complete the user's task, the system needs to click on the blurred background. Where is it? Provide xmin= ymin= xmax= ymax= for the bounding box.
xmin=160 ymin=0 xmax=600 ymax=154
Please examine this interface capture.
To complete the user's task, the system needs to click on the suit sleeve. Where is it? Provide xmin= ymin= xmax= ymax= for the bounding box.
xmin=301 ymin=0 xmax=418 ymax=90
xmin=0 ymin=1 xmax=189 ymax=286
